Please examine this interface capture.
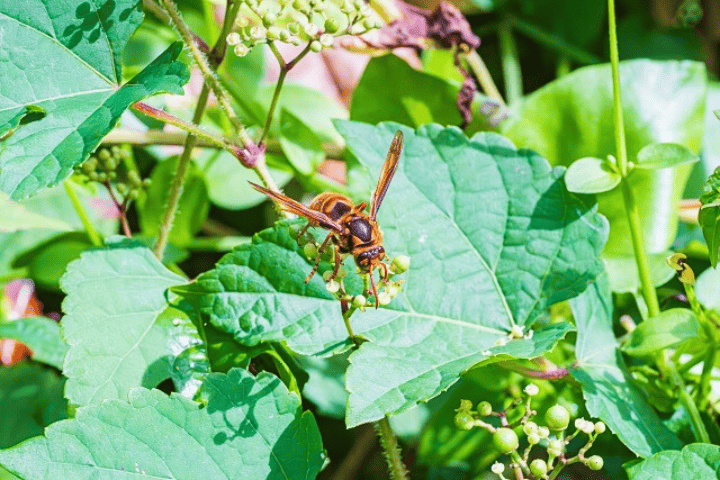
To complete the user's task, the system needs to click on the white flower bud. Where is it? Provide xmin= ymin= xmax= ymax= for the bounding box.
xmin=319 ymin=33 xmax=334 ymax=46
xmin=304 ymin=22 xmax=319 ymax=36
xmin=250 ymin=25 xmax=267 ymax=39
xmin=491 ymin=462 xmax=505 ymax=474
xmin=235 ymin=16 xmax=250 ymax=27
xmin=594 ymin=421 xmax=606 ymax=434
xmin=524 ymin=383 xmax=539 ymax=396
xmin=226 ymin=32 xmax=242 ymax=45
xmin=233 ymin=44 xmax=250 ymax=57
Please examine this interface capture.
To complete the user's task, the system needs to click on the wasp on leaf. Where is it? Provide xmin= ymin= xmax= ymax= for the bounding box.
xmin=250 ymin=130 xmax=404 ymax=308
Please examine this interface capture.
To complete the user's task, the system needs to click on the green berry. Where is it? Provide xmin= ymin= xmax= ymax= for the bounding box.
xmin=310 ymin=40 xmax=322 ymax=52
xmin=377 ymin=291 xmax=392 ymax=306
xmin=288 ymin=22 xmax=300 ymax=34
xmin=538 ymin=426 xmax=550 ymax=438
xmin=324 ymin=18 xmax=340 ymax=33
xmin=477 ymin=401 xmax=492 ymax=417
xmin=547 ymin=439 xmax=564 ymax=456
xmin=492 ymin=428 xmax=518 ymax=454
xmin=96 ymin=172 xmax=108 ymax=182
xmin=454 ymin=412 xmax=474 ymax=431
xmin=262 ymin=12 xmax=277 ymax=27
xmin=391 ymin=255 xmax=411 ymax=274
xmin=523 ymin=421 xmax=538 ymax=436
xmin=128 ymin=189 xmax=139 ymax=201
xmin=98 ymin=149 xmax=111 ymax=161
xmin=303 ymin=243 xmax=318 ymax=260
xmin=108 ymin=171 xmax=117 ymax=180
xmin=352 ymin=295 xmax=367 ymax=308
xmin=527 ymin=433 xmax=540 ymax=444
xmin=335 ymin=268 xmax=347 ymax=279
xmin=142 ymin=178 xmax=151 ymax=188
xmin=266 ymin=26 xmax=280 ymax=40
xmin=529 ymin=459 xmax=548 ymax=477
xmin=110 ymin=146 xmax=120 ymax=157
xmin=82 ymin=158 xmax=97 ymax=175
xmin=545 ymin=404 xmax=570 ymax=431
xmin=127 ymin=170 xmax=141 ymax=187
xmin=587 ymin=455 xmax=603 ymax=471
xmin=117 ymin=183 xmax=128 ymax=195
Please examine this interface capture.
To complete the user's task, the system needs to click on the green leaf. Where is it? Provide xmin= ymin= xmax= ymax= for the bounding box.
xmin=60 ymin=239 xmax=185 ymax=406
xmin=626 ymin=444 xmax=720 ymax=479
xmin=176 ymin=122 xmax=608 ymax=427
xmin=351 ymin=55 xmax=466 ymax=130
xmin=503 ymin=60 xmax=706 ymax=255
xmin=138 ymin=157 xmax=209 ymax=246
xmin=603 ymin=251 xmax=676 ymax=293
xmin=699 ymin=166 xmax=720 ymax=267
xmin=0 ymin=192 xmax=72 ymax=233
xmin=565 ymin=157 xmax=621 ymax=193
xmin=0 ymin=363 xmax=67 ymax=449
xmin=570 ymin=272 xmax=682 ymax=457
xmin=635 ymin=142 xmax=699 ymax=170
xmin=622 ymin=309 xmax=699 ymax=356
xmin=194 ymin=151 xmax=293 ymax=210
xmin=0 ymin=0 xmax=189 ymax=199
xmin=0 ymin=105 xmax=45 ymax=142
xmin=0 ymin=369 xmax=324 ymax=480
xmin=694 ymin=266 xmax=720 ymax=311
xmin=279 ymin=109 xmax=325 ymax=176
xmin=0 ymin=318 xmax=67 ymax=370
xmin=12 ymin=232 xmax=94 ymax=289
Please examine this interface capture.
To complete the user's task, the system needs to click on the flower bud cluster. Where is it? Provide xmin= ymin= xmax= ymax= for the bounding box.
xmin=226 ymin=0 xmax=382 ymax=57
xmin=453 ymin=385 xmax=606 ymax=479
xmin=292 ymin=225 xmax=409 ymax=307
xmin=74 ymin=147 xmax=150 ymax=203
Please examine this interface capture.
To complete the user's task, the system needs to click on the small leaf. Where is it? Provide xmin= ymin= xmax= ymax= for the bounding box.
xmin=622 ymin=309 xmax=699 ymax=356
xmin=635 ymin=142 xmax=699 ymax=170
xmin=565 ymin=157 xmax=621 ymax=193
xmin=0 ymin=192 xmax=72 ymax=233
xmin=0 ymin=317 xmax=67 ymax=370
xmin=699 ymin=166 xmax=720 ymax=267
xmin=138 ymin=157 xmax=209 ymax=246
xmin=0 ymin=363 xmax=67 ymax=449
xmin=0 ymin=369 xmax=324 ymax=480
xmin=570 ymin=272 xmax=682 ymax=457
xmin=626 ymin=444 xmax=720 ymax=479
xmin=279 ymin=109 xmax=325 ymax=176
xmin=60 ymin=239 xmax=185 ymax=406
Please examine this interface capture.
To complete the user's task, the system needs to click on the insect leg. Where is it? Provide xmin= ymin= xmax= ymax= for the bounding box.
xmin=295 ymin=222 xmax=312 ymax=246
xmin=305 ymin=232 xmax=334 ymax=284
xmin=369 ymin=267 xmax=379 ymax=309
xmin=328 ymin=240 xmax=344 ymax=281
xmin=379 ymin=261 xmax=389 ymax=281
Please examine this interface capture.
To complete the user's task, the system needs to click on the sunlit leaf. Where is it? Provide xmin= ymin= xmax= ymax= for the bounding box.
xmin=565 ymin=157 xmax=621 ymax=193
xmin=635 ymin=142 xmax=699 ymax=170
xmin=622 ymin=309 xmax=699 ymax=357
xmin=626 ymin=444 xmax=720 ymax=479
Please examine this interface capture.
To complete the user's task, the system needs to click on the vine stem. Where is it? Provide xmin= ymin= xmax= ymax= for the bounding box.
xmin=608 ymin=0 xmax=709 ymax=444
xmin=342 ymin=302 xmax=408 ymax=479
xmin=259 ymin=42 xmax=313 ymax=144
xmin=159 ymin=0 xmax=253 ymax=148
xmin=63 ymin=180 xmax=102 ymax=247
xmin=153 ymin=0 xmax=241 ymax=259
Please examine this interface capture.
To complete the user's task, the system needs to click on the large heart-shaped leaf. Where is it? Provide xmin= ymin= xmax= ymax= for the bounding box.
xmin=60 ymin=239 xmax=186 ymax=406
xmin=503 ymin=60 xmax=706 ymax=255
xmin=176 ymin=122 xmax=607 ymax=426
xmin=569 ymin=272 xmax=682 ymax=457
xmin=0 ymin=0 xmax=189 ymax=199
xmin=0 ymin=369 xmax=324 ymax=480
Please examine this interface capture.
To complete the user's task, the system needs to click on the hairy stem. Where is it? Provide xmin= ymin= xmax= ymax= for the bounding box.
xmin=131 ymin=103 xmax=242 ymax=158
xmin=375 ymin=417 xmax=409 ymax=480
xmin=159 ymin=0 xmax=253 ymax=147
xmin=64 ymin=180 xmax=102 ymax=247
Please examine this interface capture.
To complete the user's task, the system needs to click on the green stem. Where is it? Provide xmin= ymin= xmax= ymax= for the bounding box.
xmin=159 ymin=0 xmax=253 ymax=147
xmin=465 ymin=50 xmax=507 ymax=110
xmin=669 ymin=363 xmax=710 ymax=443
xmin=498 ymin=19 xmax=522 ymax=107
xmin=508 ymin=15 xmax=602 ymax=65
xmin=342 ymin=304 xmax=359 ymax=345
xmin=258 ymin=43 xmax=313 ymax=144
xmin=63 ymin=181 xmax=102 ymax=247
xmin=607 ymin=0 xmax=659 ymax=317
xmin=153 ymin=86 xmax=210 ymax=260
xmin=375 ymin=417 xmax=408 ymax=480
xmin=684 ymin=282 xmax=719 ymax=406
xmin=131 ymin=103 xmax=241 ymax=156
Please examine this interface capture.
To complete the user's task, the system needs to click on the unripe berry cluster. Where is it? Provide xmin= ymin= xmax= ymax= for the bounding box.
xmin=454 ymin=384 xmax=606 ymax=478
xmin=74 ymin=147 xmax=150 ymax=203
xmin=226 ymin=0 xmax=382 ymax=57
xmin=291 ymin=224 xmax=409 ymax=307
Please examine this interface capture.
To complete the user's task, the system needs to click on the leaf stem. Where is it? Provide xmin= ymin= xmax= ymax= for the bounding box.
xmin=63 ymin=180 xmax=102 ymax=247
xmin=131 ymin=103 xmax=242 ymax=158
xmin=669 ymin=362 xmax=710 ymax=443
xmin=259 ymin=42 xmax=313 ymax=144
xmin=499 ymin=361 xmax=570 ymax=380
xmin=498 ymin=19 xmax=522 ymax=106
xmin=465 ymin=50 xmax=507 ymax=110
xmin=375 ymin=417 xmax=409 ymax=480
